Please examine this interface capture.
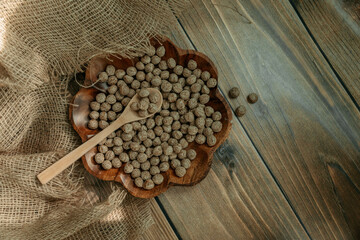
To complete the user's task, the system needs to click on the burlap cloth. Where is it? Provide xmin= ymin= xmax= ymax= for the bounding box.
xmin=0 ymin=1 xmax=187 ymax=239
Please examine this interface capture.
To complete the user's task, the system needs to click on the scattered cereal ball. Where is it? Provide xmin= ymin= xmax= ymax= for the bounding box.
xmin=173 ymin=65 xmax=183 ymax=75
xmin=141 ymin=171 xmax=151 ymax=180
xmin=188 ymin=126 xmax=198 ymax=135
xmin=195 ymin=118 xmax=205 ymax=129
xmin=137 ymin=152 xmax=148 ymax=163
xmin=90 ymin=101 xmax=101 ymax=111
xmin=136 ymin=71 xmax=145 ymax=81
xmin=112 ymin=158 xmax=122 ymax=168
xmin=130 ymin=102 xmax=139 ymax=111
xmin=151 ymin=55 xmax=161 ymax=65
xmin=186 ymin=75 xmax=196 ymax=85
xmin=89 ymin=111 xmax=99 ymax=120
xmin=132 ymin=160 xmax=140 ymax=169
xmin=193 ymin=68 xmax=202 ymax=78
xmin=106 ymin=65 xmax=116 ymax=76
xmin=207 ymin=135 xmax=217 ymax=147
xmin=187 ymin=149 xmax=196 ymax=160
xmin=96 ymin=93 xmax=106 ymax=103
xmin=247 ymin=93 xmax=258 ymax=103
xmin=98 ymin=120 xmax=108 ymax=129
xmin=115 ymin=69 xmax=126 ymax=79
xmin=144 ymin=179 xmax=155 ymax=190
xmin=207 ymin=78 xmax=217 ymax=88
xmin=201 ymin=85 xmax=210 ymax=94
xmin=107 ymin=76 xmax=118 ymax=85
xmin=139 ymin=88 xmax=150 ymax=98
xmin=139 ymin=98 xmax=149 ymax=111
xmin=98 ymin=145 xmax=108 ymax=153
xmin=150 ymin=165 xmax=161 ymax=175
xmin=181 ymin=159 xmax=191 ymax=169
xmin=183 ymin=68 xmax=192 ymax=78
xmin=95 ymin=153 xmax=105 ymax=164
xmin=175 ymin=166 xmax=186 ymax=177
xmin=160 ymin=154 xmax=169 ymax=162
xmin=113 ymin=146 xmax=123 ymax=155
xmin=161 ymin=81 xmax=172 ymax=93
xmin=124 ymin=163 xmax=134 ymax=173
xmin=175 ymin=99 xmax=185 ymax=110
xmin=159 ymin=162 xmax=170 ymax=172
xmin=151 ymin=76 xmax=162 ymax=87
xmin=141 ymin=55 xmax=151 ymax=64
xmin=184 ymin=112 xmax=195 ymax=123
xmin=134 ymin=177 xmax=144 ymax=188
xmin=100 ymin=102 xmax=111 ymax=112
xmin=229 ymin=87 xmax=240 ymax=98
xmin=107 ymin=85 xmax=118 ymax=95
xmin=106 ymin=95 xmax=116 ymax=104
xmin=123 ymin=75 xmax=134 ymax=84
xmin=212 ymin=111 xmax=222 ymax=121
xmin=204 ymin=106 xmax=214 ymax=117
xmin=200 ymin=71 xmax=210 ymax=81
xmin=178 ymin=149 xmax=187 ymax=159
xmin=131 ymin=169 xmax=141 ymax=178
xmin=199 ymin=94 xmax=210 ymax=104
xmin=187 ymin=59 xmax=197 ymax=70
xmin=172 ymin=83 xmax=183 ymax=94
xmin=119 ymin=152 xmax=130 ymax=163
xmin=102 ymin=160 xmax=112 ymax=170
xmin=112 ymin=102 xmax=122 ymax=113
xmin=98 ymin=72 xmax=108 ymax=83
xmin=152 ymin=173 xmax=164 ymax=185
xmin=171 ymin=159 xmax=181 ymax=169
xmin=195 ymin=134 xmax=206 ymax=144
xmin=105 ymin=150 xmax=115 ymax=160
xmin=146 ymin=46 xmax=156 ymax=56
xmin=167 ymin=58 xmax=176 ymax=69
xmin=235 ymin=105 xmax=246 ymax=117
xmin=191 ymin=83 xmax=201 ymax=93
xmin=141 ymin=161 xmax=151 ymax=171
xmin=105 ymin=138 xmax=114 ymax=147
xmin=212 ymin=121 xmax=222 ymax=133
xmin=203 ymin=127 xmax=213 ymax=137
xmin=150 ymin=157 xmax=160 ymax=166
xmin=205 ymin=118 xmax=213 ymax=128
xmin=159 ymin=60 xmax=168 ymax=70
xmin=160 ymin=70 xmax=169 ymax=80
xmin=135 ymin=61 xmax=145 ymax=71
xmin=145 ymin=63 xmax=155 ymax=73
xmin=126 ymin=66 xmax=137 ymax=77
xmin=156 ymin=46 xmax=165 ymax=57
xmin=179 ymin=138 xmax=188 ymax=149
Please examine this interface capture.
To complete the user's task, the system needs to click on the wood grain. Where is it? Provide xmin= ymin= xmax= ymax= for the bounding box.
xmin=154 ymin=14 xmax=312 ymax=240
xmin=172 ymin=0 xmax=360 ymax=239
xmin=140 ymin=199 xmax=178 ymax=240
xmin=291 ymin=0 xmax=360 ymax=106
xmin=70 ymin=38 xmax=232 ymax=198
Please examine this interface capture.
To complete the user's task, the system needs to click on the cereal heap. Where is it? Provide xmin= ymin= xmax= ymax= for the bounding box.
xmin=87 ymin=45 xmax=222 ymax=190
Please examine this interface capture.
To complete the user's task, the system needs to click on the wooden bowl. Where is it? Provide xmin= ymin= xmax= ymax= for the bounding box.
xmin=70 ymin=37 xmax=232 ymax=198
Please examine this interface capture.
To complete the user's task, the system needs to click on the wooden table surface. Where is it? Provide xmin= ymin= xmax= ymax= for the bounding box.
xmin=140 ymin=0 xmax=360 ymax=239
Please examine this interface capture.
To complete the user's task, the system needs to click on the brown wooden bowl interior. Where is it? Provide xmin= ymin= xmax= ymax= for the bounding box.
xmin=70 ymin=37 xmax=232 ymax=198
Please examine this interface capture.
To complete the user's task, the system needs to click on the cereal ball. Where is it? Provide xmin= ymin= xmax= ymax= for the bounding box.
xmin=139 ymin=99 xmax=149 ymax=111
xmin=143 ymin=139 xmax=152 ymax=148
xmin=168 ymin=138 xmax=177 ymax=146
xmin=186 ymin=98 xmax=196 ymax=110
xmin=135 ymin=61 xmax=145 ymax=71
xmin=203 ymin=127 xmax=213 ymax=137
xmin=178 ymin=149 xmax=187 ymax=160
xmin=136 ymin=131 xmax=146 ymax=142
xmin=156 ymin=46 xmax=165 ymax=57
xmin=175 ymin=167 xmax=186 ymax=177
xmin=123 ymin=75 xmax=134 ymax=84
xmin=152 ymin=137 xmax=161 ymax=146
xmin=132 ymin=160 xmax=140 ymax=169
xmin=187 ymin=59 xmax=197 ymax=70
xmin=161 ymin=81 xmax=172 ymax=93
xmin=115 ymin=91 xmax=123 ymax=101
xmin=131 ymin=168 xmax=141 ymax=178
xmin=107 ymin=84 xmax=118 ymax=94
xmin=167 ymin=58 xmax=176 ymax=69
xmin=90 ymin=102 xmax=101 ymax=111
xmin=136 ymin=71 xmax=146 ymax=81
xmin=122 ymin=141 xmax=131 ymax=150
xmin=96 ymin=93 xmax=106 ymax=103
xmin=212 ymin=121 xmax=222 ymax=133
xmin=105 ymin=151 xmax=115 ymax=160
xmin=112 ymin=158 xmax=122 ymax=169
xmin=187 ymin=126 xmax=198 ymax=136
xmin=200 ymin=71 xmax=210 ymax=81
xmin=186 ymin=149 xmax=196 ymax=160
xmin=160 ymin=110 xmax=170 ymax=117
xmin=159 ymin=162 xmax=169 ymax=172
xmin=205 ymin=117 xmax=214 ymax=127
xmin=98 ymin=120 xmax=109 ymax=129
xmin=195 ymin=118 xmax=205 ymax=129
xmin=124 ymin=163 xmax=134 ymax=173
xmin=102 ymin=160 xmax=112 ymax=170
xmin=121 ymin=97 xmax=131 ymax=107
xmin=212 ymin=111 xmax=222 ymax=121
xmin=172 ymin=64 xmax=182 ymax=75
xmin=121 ymin=123 xmax=132 ymax=133
xmin=98 ymin=72 xmax=108 ymax=83
xmin=146 ymin=72 xmax=154 ymax=82
xmin=112 ymin=137 xmax=122 ymax=147
xmin=192 ymin=68 xmax=201 ymax=78
xmin=151 ymin=55 xmax=161 ymax=65
xmin=100 ymin=103 xmax=110 ymax=112
xmin=138 ymin=110 xmax=148 ymax=117
xmin=95 ymin=153 xmax=105 ymax=164
xmin=152 ymin=68 xmax=161 ymax=77
xmin=159 ymin=60 xmax=168 ymax=70
xmin=163 ymin=145 xmax=173 ymax=156
xmin=193 ymin=107 xmax=204 ymax=118
xmin=141 ymin=161 xmax=151 ymax=171
xmin=163 ymin=116 xmax=174 ymax=126
xmin=235 ymin=105 xmax=246 ymax=117
xmin=178 ymin=138 xmax=187 ymax=149
xmin=144 ymin=63 xmax=154 ymax=73
xmin=153 ymin=146 xmax=163 ymax=156
xmin=175 ymin=99 xmax=185 ymax=110
xmin=147 ymin=129 xmax=155 ymax=139
xmin=108 ymin=132 xmax=116 ymax=139
xmin=173 ymin=143 xmax=182 ymax=153
xmin=170 ymin=159 xmax=181 ymax=169
xmin=148 ymin=157 xmax=159 ymax=166
xmin=207 ymin=78 xmax=217 ymax=88
xmin=149 ymin=165 xmax=160 ymax=175
xmin=181 ymin=158 xmax=191 ymax=169
xmin=106 ymin=65 xmax=116 ymax=76
xmin=126 ymin=66 xmax=137 ymax=77
xmin=160 ymin=132 xmax=170 ymax=142
xmin=229 ymin=87 xmax=240 ymax=98
xmin=141 ymin=171 xmax=151 ymax=180
xmin=180 ymin=124 xmax=189 ymax=134
xmin=149 ymin=75 xmax=161 ymax=87
xmin=152 ymin=174 xmax=163 ymax=185
xmin=172 ymin=121 xmax=181 ymax=131
xmin=129 ymin=80 xmax=140 ymax=90
xmin=186 ymin=75 xmax=196 ymax=85
xmin=144 ymin=179 xmax=155 ymax=190
xmin=107 ymin=76 xmax=118 ymax=86
xmin=113 ymin=146 xmax=123 ymax=155
xmin=170 ymin=84 xmax=182 ymax=95
xmin=179 ymin=90 xmax=190 ymax=101
xmin=89 ymin=111 xmax=99 ymax=120
xmin=129 ymin=142 xmax=140 ymax=152
xmin=98 ymin=145 xmax=108 ymax=154
xmin=110 ymin=102 xmax=121 ymax=113
xmin=160 ymin=70 xmax=170 ymax=80
xmin=136 ymin=152 xmax=147 ymax=163
xmin=207 ymin=135 xmax=217 ymax=147
xmin=154 ymin=126 xmax=163 ymax=136
xmin=115 ymin=69 xmax=126 ymax=79
xmin=105 ymin=95 xmax=116 ymax=105
xmin=200 ymin=84 xmax=210 ymax=94
xmin=170 ymin=103 xmax=177 ymax=111
xmin=199 ymin=94 xmax=210 ymax=104
xmin=139 ymin=88 xmax=150 ymax=98
xmin=183 ymin=68 xmax=192 ymax=78
xmin=105 ymin=138 xmax=114 ymax=148
xmin=162 ymin=125 xmax=171 ymax=134
xmin=191 ymin=93 xmax=200 ymax=99
xmin=195 ymin=134 xmax=206 ymax=144
xmin=141 ymin=55 xmax=151 ymax=64
xmin=160 ymin=155 xmax=169 ymax=162
xmin=130 ymin=102 xmax=139 ymax=112
xmin=247 ymin=93 xmax=258 ymax=103
xmin=203 ymin=106 xmax=213 ymax=117
xmin=119 ymin=152 xmax=130 ymax=163
xmin=191 ymin=83 xmax=201 ymax=93
xmin=134 ymin=177 xmax=143 ymax=188
xmin=146 ymin=46 xmax=156 ymax=56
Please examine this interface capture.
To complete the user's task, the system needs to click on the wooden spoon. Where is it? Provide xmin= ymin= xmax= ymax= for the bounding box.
xmin=37 ymin=88 xmax=163 ymax=185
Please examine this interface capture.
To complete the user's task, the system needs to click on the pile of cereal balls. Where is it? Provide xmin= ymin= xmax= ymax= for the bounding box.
xmin=88 ymin=45 xmax=222 ymax=190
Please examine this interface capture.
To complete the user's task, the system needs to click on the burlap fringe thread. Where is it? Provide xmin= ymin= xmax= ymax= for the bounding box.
xmin=0 ymin=0 xmax=188 ymax=239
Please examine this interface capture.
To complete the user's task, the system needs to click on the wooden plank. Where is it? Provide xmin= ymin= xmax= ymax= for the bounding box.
xmin=174 ymin=0 xmax=360 ymax=239
xmin=291 ymin=0 xmax=360 ymax=105
xmin=140 ymin=199 xmax=178 ymax=240
xmin=155 ymin=23 xmax=311 ymax=240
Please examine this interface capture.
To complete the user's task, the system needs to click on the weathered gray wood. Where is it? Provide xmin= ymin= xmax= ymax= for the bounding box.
xmin=155 ymin=20 xmax=311 ymax=240
xmin=170 ymin=0 xmax=360 ymax=239
xmin=291 ymin=0 xmax=360 ymax=105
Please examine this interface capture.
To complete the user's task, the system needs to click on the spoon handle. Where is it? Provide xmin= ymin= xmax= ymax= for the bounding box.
xmin=37 ymin=116 xmax=127 ymax=185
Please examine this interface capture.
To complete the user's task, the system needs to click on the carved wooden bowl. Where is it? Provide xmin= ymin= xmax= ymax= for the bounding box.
xmin=70 ymin=37 xmax=232 ymax=198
